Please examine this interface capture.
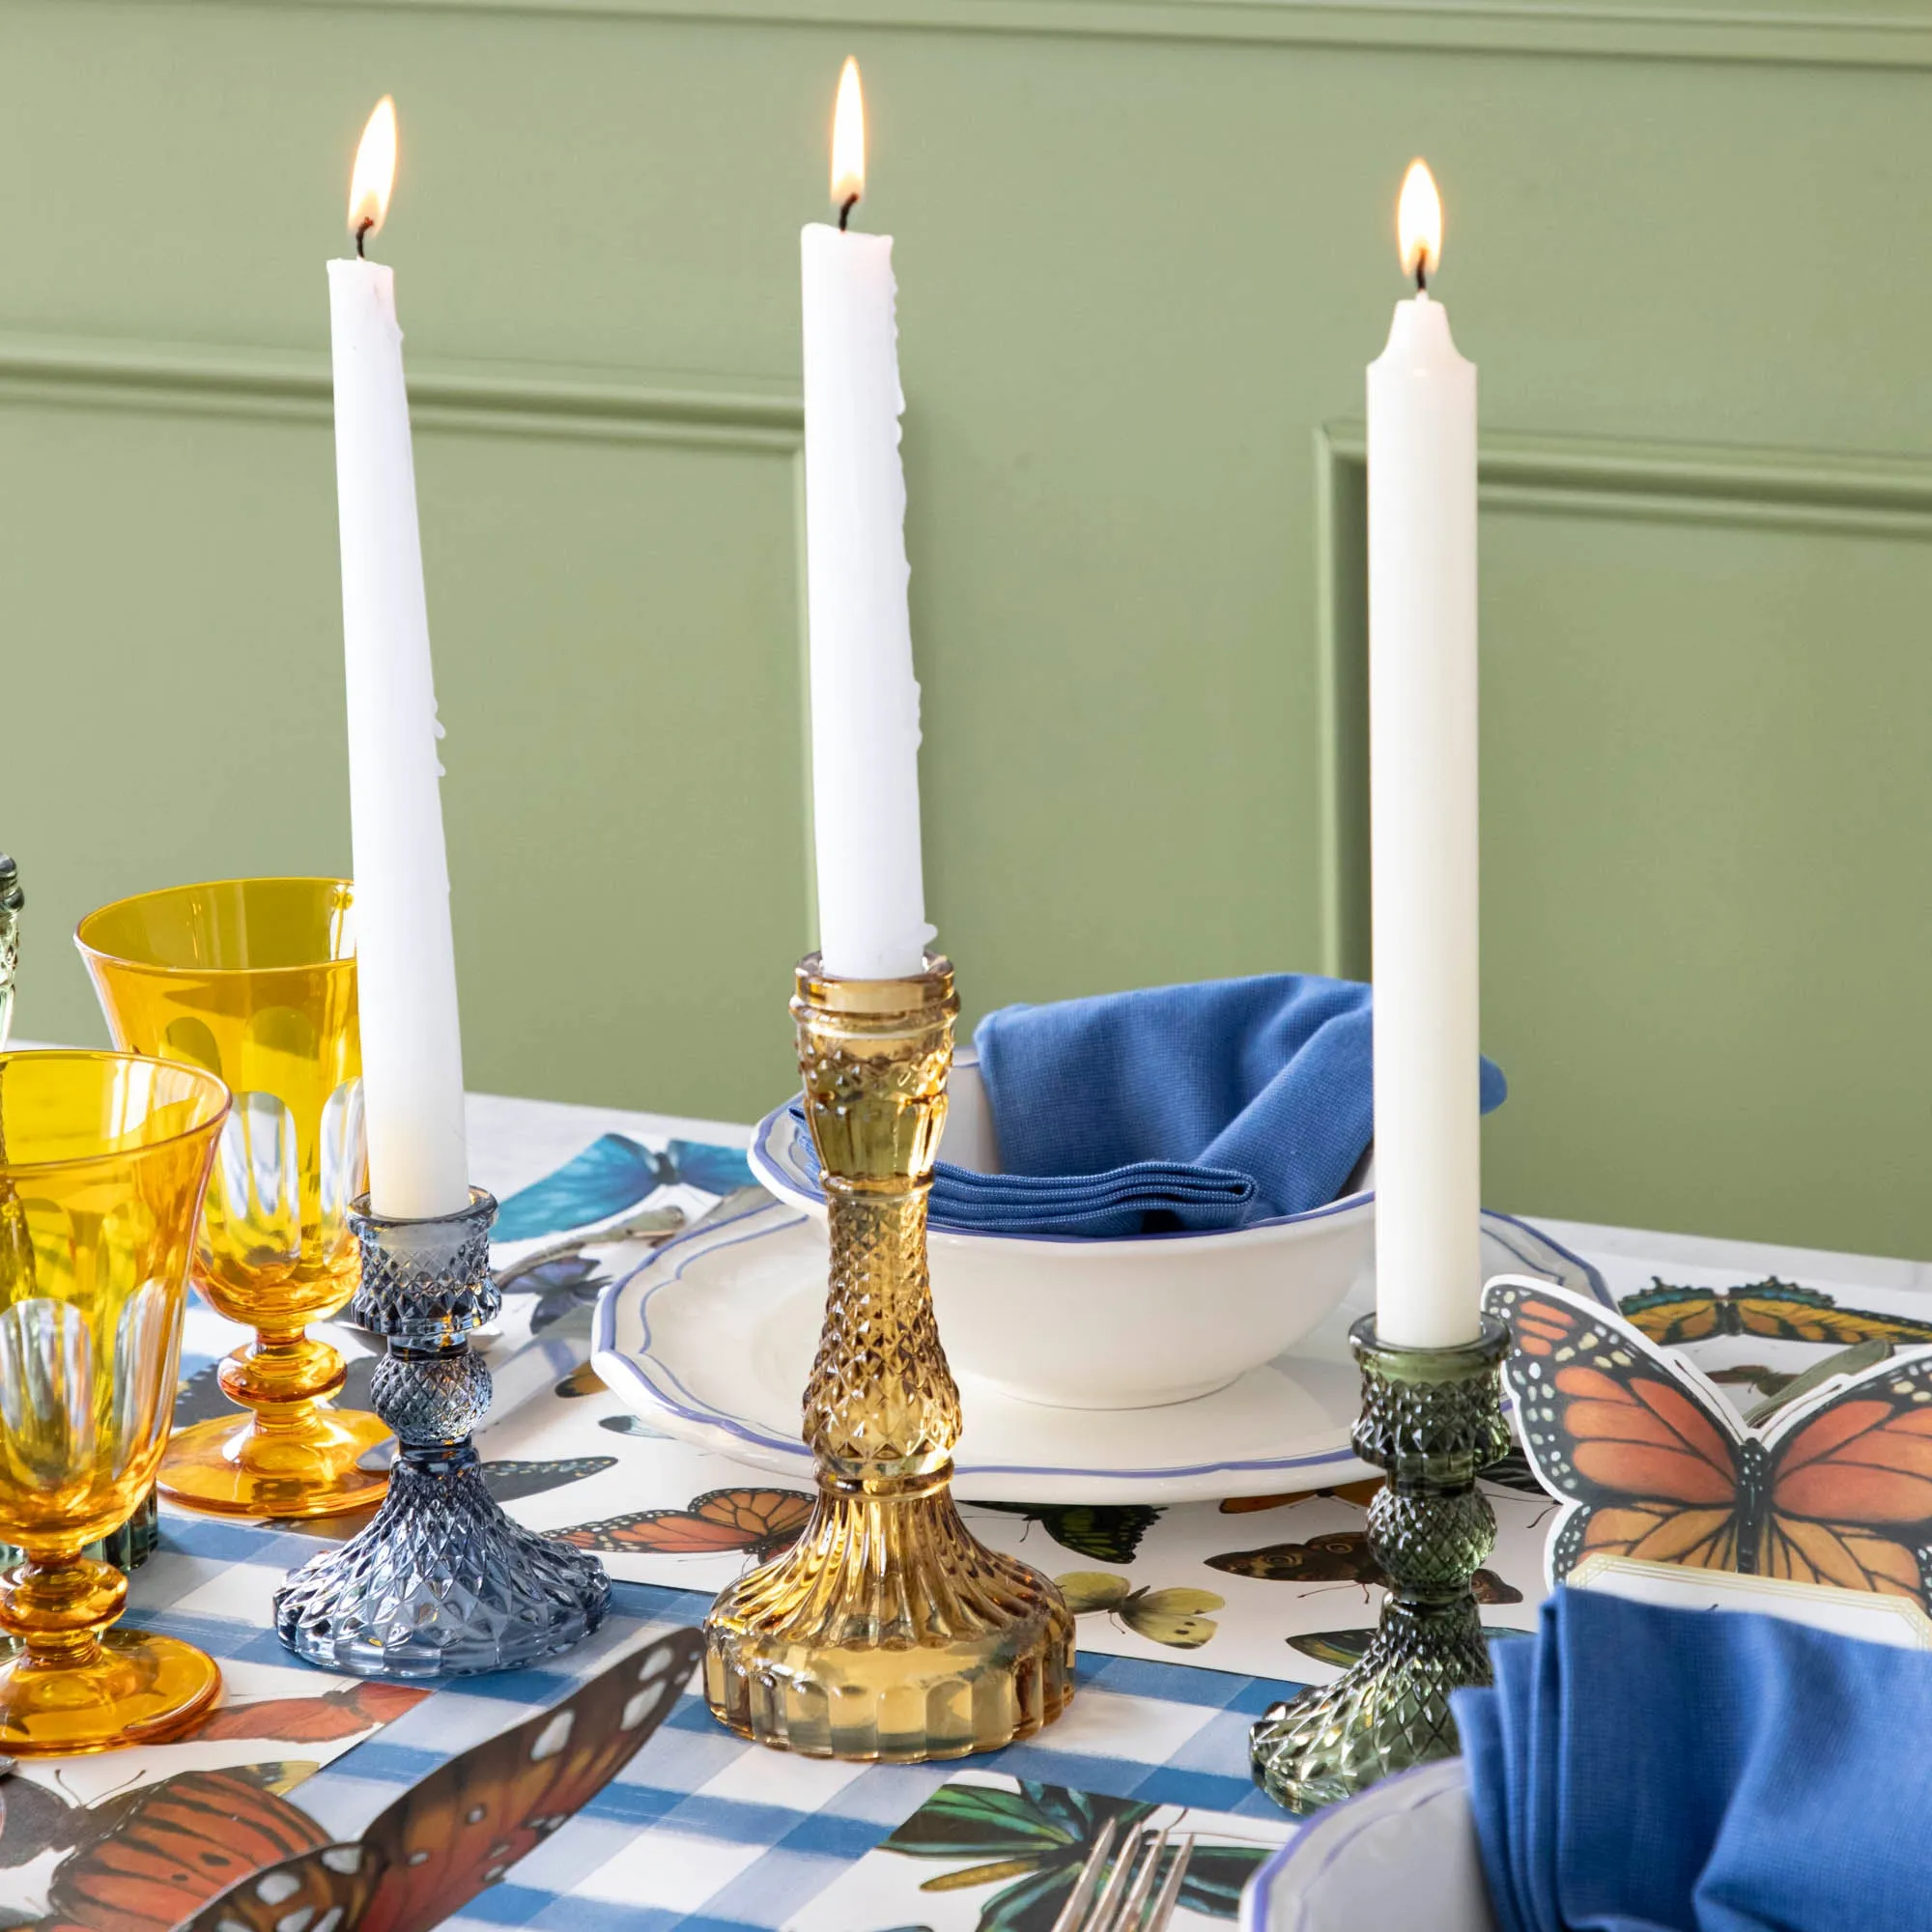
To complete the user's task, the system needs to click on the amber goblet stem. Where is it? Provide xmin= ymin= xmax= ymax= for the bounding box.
xmin=220 ymin=1327 xmax=349 ymax=1435
xmin=164 ymin=1313 xmax=388 ymax=1520
xmin=702 ymin=953 xmax=1075 ymax=1762
xmin=1 ymin=1555 xmax=126 ymax=1669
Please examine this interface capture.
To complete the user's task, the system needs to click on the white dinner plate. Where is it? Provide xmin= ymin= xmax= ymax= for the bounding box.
xmin=593 ymin=1197 xmax=1605 ymax=1503
xmin=1240 ymin=1758 xmax=1494 ymax=1932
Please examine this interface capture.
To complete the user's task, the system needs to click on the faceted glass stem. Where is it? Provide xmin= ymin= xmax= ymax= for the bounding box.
xmin=1250 ymin=1314 xmax=1511 ymax=1813
xmin=703 ymin=955 xmax=1074 ymax=1761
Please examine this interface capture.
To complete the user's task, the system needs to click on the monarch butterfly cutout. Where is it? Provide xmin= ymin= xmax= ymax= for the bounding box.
xmin=165 ymin=1628 xmax=704 ymax=1932
xmin=1619 ymin=1277 xmax=1932 ymax=1350
xmin=1487 ymin=1275 xmax=1932 ymax=1600
xmin=553 ymin=1487 xmax=812 ymax=1564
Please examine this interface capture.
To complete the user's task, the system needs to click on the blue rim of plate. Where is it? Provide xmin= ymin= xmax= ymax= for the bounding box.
xmin=592 ymin=1195 xmax=1610 ymax=1489
xmin=747 ymin=1092 xmax=1378 ymax=1244
xmin=1239 ymin=1757 xmax=1472 ymax=1930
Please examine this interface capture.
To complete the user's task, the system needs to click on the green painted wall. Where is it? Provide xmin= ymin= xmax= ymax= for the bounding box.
xmin=5 ymin=0 xmax=1931 ymax=1255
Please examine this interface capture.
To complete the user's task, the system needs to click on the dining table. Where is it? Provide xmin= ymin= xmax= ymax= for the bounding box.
xmin=16 ymin=1080 xmax=1932 ymax=1932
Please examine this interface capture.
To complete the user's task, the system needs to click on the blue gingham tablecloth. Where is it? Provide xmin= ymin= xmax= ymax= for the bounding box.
xmin=126 ymin=1513 xmax=1299 ymax=1931
xmin=103 ymin=1089 xmax=1932 ymax=1930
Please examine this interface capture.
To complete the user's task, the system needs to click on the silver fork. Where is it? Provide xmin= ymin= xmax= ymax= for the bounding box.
xmin=1049 ymin=1821 xmax=1197 ymax=1932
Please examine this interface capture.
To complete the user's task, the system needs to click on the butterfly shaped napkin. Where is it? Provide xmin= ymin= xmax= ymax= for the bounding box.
xmin=1485 ymin=1274 xmax=1932 ymax=1605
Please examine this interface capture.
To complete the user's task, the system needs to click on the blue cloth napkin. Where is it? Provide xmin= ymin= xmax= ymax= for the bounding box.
xmin=789 ymin=973 xmax=1505 ymax=1237
xmin=1452 ymin=1587 xmax=1932 ymax=1932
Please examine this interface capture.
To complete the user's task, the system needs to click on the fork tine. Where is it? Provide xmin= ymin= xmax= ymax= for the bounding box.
xmin=1048 ymin=1819 xmax=1119 ymax=1932
xmin=1143 ymin=1833 xmax=1195 ymax=1931
xmin=1086 ymin=1826 xmax=1146 ymax=1931
xmin=1104 ymin=1826 xmax=1170 ymax=1932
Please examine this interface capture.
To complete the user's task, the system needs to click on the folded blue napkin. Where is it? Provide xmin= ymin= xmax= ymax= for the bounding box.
xmin=1452 ymin=1587 xmax=1932 ymax=1932
xmin=790 ymin=973 xmax=1505 ymax=1237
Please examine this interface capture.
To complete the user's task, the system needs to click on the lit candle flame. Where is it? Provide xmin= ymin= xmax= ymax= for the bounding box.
xmin=1398 ymin=158 xmax=1442 ymax=286
xmin=831 ymin=58 xmax=865 ymax=215
xmin=349 ymin=97 xmax=399 ymax=245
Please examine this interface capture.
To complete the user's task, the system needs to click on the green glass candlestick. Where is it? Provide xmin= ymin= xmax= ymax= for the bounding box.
xmin=1250 ymin=1313 xmax=1510 ymax=1813
xmin=0 ymin=854 xmax=20 ymax=1048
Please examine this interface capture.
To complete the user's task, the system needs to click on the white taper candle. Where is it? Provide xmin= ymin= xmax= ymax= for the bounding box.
xmin=1366 ymin=161 xmax=1482 ymax=1349
xmin=799 ymin=60 xmax=935 ymax=981
xmin=329 ymin=99 xmax=469 ymax=1219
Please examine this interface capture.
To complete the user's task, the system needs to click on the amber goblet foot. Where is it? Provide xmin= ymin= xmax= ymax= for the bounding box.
xmin=163 ymin=1330 xmax=391 ymax=1520
xmin=0 ymin=1557 xmax=218 ymax=1754
xmin=77 ymin=877 xmax=388 ymax=1520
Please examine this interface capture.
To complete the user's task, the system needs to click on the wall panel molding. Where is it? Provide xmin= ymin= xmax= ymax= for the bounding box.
xmin=0 ymin=332 xmax=803 ymax=452
xmin=1314 ymin=421 xmax=1932 ymax=977
xmin=237 ymin=0 xmax=1932 ymax=72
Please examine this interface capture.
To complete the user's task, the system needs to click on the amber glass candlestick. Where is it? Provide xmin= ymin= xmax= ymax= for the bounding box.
xmin=704 ymin=955 xmax=1073 ymax=1761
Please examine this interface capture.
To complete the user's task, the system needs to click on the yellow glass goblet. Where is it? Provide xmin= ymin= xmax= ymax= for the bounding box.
xmin=76 ymin=879 xmax=389 ymax=1520
xmin=0 ymin=1049 xmax=230 ymax=1751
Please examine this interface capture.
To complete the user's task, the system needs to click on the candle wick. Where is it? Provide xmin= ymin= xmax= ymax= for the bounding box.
xmin=1414 ymin=259 xmax=1428 ymax=295
xmin=838 ymin=193 xmax=859 ymax=233
xmin=355 ymin=216 xmax=374 ymax=261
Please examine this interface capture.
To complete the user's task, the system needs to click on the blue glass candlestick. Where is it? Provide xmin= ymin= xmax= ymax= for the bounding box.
xmin=274 ymin=1187 xmax=610 ymax=1679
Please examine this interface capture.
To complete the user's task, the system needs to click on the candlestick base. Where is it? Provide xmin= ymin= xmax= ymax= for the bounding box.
xmin=273 ymin=1189 xmax=610 ymax=1680
xmin=1249 ymin=1314 xmax=1509 ymax=1813
xmin=703 ymin=957 xmax=1074 ymax=1761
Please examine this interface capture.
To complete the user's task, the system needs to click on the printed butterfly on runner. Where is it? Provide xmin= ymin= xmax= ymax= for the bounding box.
xmin=168 ymin=1628 xmax=704 ymax=1932
xmin=185 ymin=1680 xmax=425 ymax=1746
xmin=1217 ymin=1480 xmax=1383 ymax=1514
xmin=1288 ymin=1625 xmax=1531 ymax=1670
xmin=1488 ymin=1275 xmax=1932 ymax=1600
xmin=1053 ymin=1572 xmax=1224 ymax=1649
xmin=1618 ymin=1277 xmax=1932 ymax=1350
xmin=969 ymin=1501 xmax=1162 ymax=1565
xmin=552 ymin=1487 xmax=813 ymax=1564
xmin=15 ymin=1763 xmax=326 ymax=1932
xmin=1204 ymin=1528 xmax=1521 ymax=1604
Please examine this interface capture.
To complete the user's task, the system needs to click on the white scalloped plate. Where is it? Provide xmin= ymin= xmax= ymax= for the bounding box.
xmin=593 ymin=1198 xmax=1605 ymax=1504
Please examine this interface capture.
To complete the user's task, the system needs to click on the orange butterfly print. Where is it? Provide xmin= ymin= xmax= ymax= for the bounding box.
xmin=32 ymin=1764 xmax=328 ymax=1932
xmin=1486 ymin=1276 xmax=1932 ymax=1602
xmin=172 ymin=1629 xmax=704 ymax=1932
xmin=185 ymin=1680 xmax=426 ymax=1746
xmin=553 ymin=1487 xmax=813 ymax=1563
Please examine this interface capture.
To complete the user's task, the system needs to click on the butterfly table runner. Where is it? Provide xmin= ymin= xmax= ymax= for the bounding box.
xmin=14 ymin=1091 xmax=1932 ymax=1930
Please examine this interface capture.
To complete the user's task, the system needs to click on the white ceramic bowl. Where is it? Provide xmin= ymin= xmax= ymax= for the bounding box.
xmin=749 ymin=1051 xmax=1375 ymax=1409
